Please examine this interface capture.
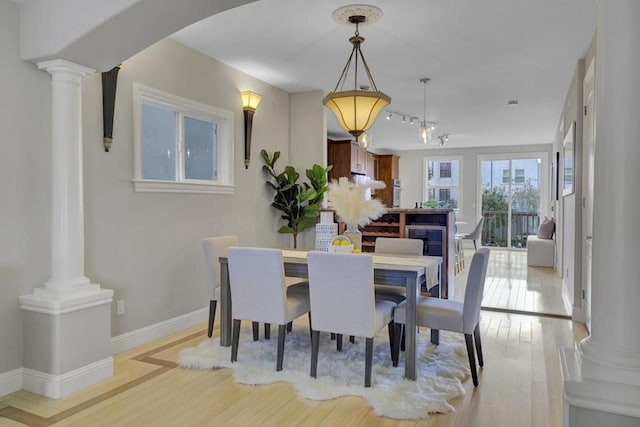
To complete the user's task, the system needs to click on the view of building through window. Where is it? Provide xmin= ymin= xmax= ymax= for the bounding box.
xmin=425 ymin=157 xmax=461 ymax=210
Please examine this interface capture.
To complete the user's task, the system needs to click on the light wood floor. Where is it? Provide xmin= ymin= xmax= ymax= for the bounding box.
xmin=0 ymin=251 xmax=583 ymax=426
xmin=454 ymin=248 xmax=569 ymax=317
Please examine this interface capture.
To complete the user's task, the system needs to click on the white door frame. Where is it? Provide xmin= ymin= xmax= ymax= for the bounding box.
xmin=477 ymin=152 xmax=550 ymax=249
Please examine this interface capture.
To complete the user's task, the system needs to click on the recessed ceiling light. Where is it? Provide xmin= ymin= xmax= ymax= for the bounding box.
xmin=507 ymin=100 xmax=519 ymax=106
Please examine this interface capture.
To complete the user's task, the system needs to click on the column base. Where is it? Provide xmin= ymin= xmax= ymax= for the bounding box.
xmin=22 ymin=357 xmax=113 ymax=399
xmin=561 ymin=345 xmax=640 ymax=425
xmin=19 ymin=285 xmax=114 ymax=398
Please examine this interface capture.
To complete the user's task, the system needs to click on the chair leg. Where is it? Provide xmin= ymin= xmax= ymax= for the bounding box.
xmin=276 ymin=324 xmax=286 ymax=371
xmin=310 ymin=330 xmax=320 ymax=378
xmin=387 ymin=322 xmax=395 ymax=363
xmin=264 ymin=323 xmax=271 ymax=340
xmin=252 ymin=322 xmax=259 ymax=341
xmin=401 ymin=326 xmax=406 ymax=351
xmin=465 ymin=333 xmax=479 ymax=386
xmin=349 ymin=335 xmax=355 ymax=344
xmin=473 ymin=240 xmax=477 ymax=251
xmin=431 ymin=329 xmax=440 ymax=345
xmin=474 ymin=324 xmax=484 ymax=367
xmin=231 ymin=319 xmax=241 ymax=363
xmin=308 ymin=312 xmax=313 ymax=340
xmin=365 ymin=338 xmax=374 ymax=388
xmin=336 ymin=334 xmax=343 ymax=352
xmin=392 ymin=324 xmax=403 ymax=367
xmin=208 ymin=300 xmax=217 ymax=337
xmin=287 ymin=321 xmax=293 ymax=332
xmin=330 ymin=333 xmax=336 ymax=340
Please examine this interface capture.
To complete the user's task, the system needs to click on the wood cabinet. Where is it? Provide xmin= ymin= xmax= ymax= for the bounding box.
xmin=375 ymin=154 xmax=399 ymax=208
xmin=327 ymin=139 xmax=375 ymax=180
xmin=356 ymin=209 xmax=456 ymax=299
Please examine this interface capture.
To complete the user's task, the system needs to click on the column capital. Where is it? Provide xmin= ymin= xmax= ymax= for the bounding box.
xmin=37 ymin=59 xmax=95 ymax=80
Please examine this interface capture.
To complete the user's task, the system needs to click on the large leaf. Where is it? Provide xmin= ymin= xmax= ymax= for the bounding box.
xmin=277 ymin=225 xmax=295 ymax=234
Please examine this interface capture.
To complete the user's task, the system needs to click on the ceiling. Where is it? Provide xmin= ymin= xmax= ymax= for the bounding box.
xmin=171 ymin=0 xmax=596 ymax=151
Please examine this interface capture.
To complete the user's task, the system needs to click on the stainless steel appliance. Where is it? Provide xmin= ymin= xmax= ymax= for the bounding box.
xmin=392 ymin=179 xmax=401 ymax=207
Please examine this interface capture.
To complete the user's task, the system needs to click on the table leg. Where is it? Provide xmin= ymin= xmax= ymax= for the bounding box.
xmin=404 ymin=274 xmax=417 ymax=380
xmin=220 ymin=261 xmax=232 ymax=347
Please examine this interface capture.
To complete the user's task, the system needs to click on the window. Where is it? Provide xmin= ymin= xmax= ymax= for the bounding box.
xmin=439 ymin=162 xmax=452 ymax=178
xmin=424 ymin=156 xmax=462 ymax=215
xmin=514 ymin=168 xmax=525 ymax=184
xmin=502 ymin=169 xmax=510 ymax=184
xmin=133 ymin=83 xmax=234 ymax=194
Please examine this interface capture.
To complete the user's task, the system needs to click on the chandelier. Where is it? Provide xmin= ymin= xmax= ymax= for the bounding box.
xmin=323 ymin=5 xmax=391 ymax=142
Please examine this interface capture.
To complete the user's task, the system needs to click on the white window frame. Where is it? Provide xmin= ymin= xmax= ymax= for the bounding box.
xmin=423 ymin=155 xmax=463 ymax=218
xmin=132 ymin=83 xmax=234 ymax=194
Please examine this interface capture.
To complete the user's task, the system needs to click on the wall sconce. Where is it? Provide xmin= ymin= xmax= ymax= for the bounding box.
xmin=240 ymin=90 xmax=262 ymax=169
xmin=101 ymin=65 xmax=121 ymax=152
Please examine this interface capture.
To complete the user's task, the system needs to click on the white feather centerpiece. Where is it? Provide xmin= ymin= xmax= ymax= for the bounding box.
xmin=327 ymin=177 xmax=387 ymax=250
xmin=327 ymin=177 xmax=387 ymax=226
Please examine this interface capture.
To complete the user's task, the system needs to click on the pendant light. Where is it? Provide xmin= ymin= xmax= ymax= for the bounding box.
xmin=419 ymin=78 xmax=432 ymax=144
xmin=323 ymin=5 xmax=391 ymax=142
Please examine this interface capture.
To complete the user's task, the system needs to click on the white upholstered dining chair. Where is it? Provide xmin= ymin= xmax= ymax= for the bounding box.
xmin=227 ymin=247 xmax=310 ymax=371
xmin=392 ymin=248 xmax=490 ymax=386
xmin=457 ymin=216 xmax=485 ymax=251
xmin=307 ymin=252 xmax=397 ymax=387
xmin=203 ymin=235 xmax=239 ymax=337
xmin=374 ymin=237 xmax=424 ymax=301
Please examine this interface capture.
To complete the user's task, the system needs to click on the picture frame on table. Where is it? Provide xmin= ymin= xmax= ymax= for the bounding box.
xmin=562 ymin=121 xmax=575 ymax=196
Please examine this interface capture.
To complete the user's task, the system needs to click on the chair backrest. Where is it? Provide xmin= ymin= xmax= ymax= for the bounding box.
xmin=307 ymin=252 xmax=377 ymax=338
xmin=227 ymin=247 xmax=288 ymax=324
xmin=374 ymin=237 xmax=423 ymax=256
xmin=462 ymin=247 xmax=491 ymax=333
xmin=467 ymin=217 xmax=485 ymax=240
xmin=203 ymin=235 xmax=239 ymax=297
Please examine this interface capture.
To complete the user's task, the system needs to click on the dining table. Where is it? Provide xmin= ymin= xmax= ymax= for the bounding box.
xmin=218 ymin=249 xmax=442 ymax=381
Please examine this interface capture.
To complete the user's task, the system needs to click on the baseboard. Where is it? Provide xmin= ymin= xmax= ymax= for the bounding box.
xmin=22 ymin=357 xmax=113 ymax=399
xmin=0 ymin=368 xmax=23 ymax=397
xmin=111 ymin=307 xmax=208 ymax=354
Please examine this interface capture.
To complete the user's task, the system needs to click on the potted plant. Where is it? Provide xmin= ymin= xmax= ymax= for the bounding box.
xmin=261 ymin=149 xmax=332 ymax=248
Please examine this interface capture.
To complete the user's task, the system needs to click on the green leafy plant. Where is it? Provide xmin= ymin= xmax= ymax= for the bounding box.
xmin=261 ymin=149 xmax=332 ymax=248
xmin=423 ymin=200 xmax=439 ymax=208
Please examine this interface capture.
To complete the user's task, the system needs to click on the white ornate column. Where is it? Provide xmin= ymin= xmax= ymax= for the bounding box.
xmin=19 ymin=59 xmax=113 ymax=399
xmin=561 ymin=1 xmax=640 ymax=426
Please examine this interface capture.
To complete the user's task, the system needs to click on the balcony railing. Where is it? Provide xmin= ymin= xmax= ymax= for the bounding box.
xmin=482 ymin=211 xmax=540 ymax=248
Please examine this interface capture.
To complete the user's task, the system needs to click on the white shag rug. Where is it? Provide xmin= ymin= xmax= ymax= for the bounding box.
xmin=178 ymin=322 xmax=470 ymax=420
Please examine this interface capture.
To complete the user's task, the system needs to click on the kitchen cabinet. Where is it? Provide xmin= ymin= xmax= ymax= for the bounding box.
xmin=327 ymin=139 xmax=374 ymax=180
xmin=375 ymin=154 xmax=399 ymax=208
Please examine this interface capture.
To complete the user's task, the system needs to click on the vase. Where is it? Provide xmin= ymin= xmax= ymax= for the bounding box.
xmin=344 ymin=223 xmax=362 ymax=251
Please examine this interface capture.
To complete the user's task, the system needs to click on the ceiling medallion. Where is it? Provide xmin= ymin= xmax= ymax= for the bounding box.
xmin=332 ymin=4 xmax=383 ymax=26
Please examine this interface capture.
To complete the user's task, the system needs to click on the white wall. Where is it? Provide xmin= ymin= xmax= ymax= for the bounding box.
xmin=289 ymin=91 xmax=328 ymax=249
xmin=81 ymin=38 xmax=295 ymax=336
xmin=395 ymin=144 xmax=553 ymax=235
xmin=0 ymin=0 xmax=52 ymax=374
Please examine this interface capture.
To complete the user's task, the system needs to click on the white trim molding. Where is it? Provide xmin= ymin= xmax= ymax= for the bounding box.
xmin=132 ymin=179 xmax=235 ymax=195
xmin=111 ymin=307 xmax=208 ymax=353
xmin=561 ymin=346 xmax=640 ymax=420
xmin=22 ymin=357 xmax=113 ymax=399
xmin=0 ymin=368 xmax=23 ymax=397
